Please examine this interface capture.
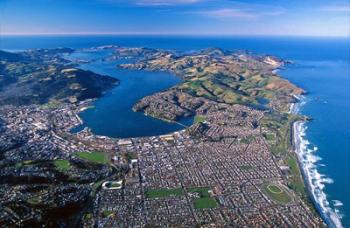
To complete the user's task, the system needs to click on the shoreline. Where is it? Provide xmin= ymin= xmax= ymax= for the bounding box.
xmin=291 ymin=97 xmax=343 ymax=228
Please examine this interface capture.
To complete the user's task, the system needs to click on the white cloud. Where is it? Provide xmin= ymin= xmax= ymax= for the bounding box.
xmin=197 ymin=8 xmax=256 ymax=19
xmin=136 ymin=0 xmax=200 ymax=6
xmin=101 ymin=0 xmax=201 ymax=6
xmin=319 ymin=5 xmax=350 ymax=13
xmin=195 ymin=7 xmax=284 ymax=20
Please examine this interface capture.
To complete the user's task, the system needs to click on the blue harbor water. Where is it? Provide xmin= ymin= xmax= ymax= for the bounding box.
xmin=66 ymin=50 xmax=192 ymax=138
xmin=1 ymin=35 xmax=349 ymax=227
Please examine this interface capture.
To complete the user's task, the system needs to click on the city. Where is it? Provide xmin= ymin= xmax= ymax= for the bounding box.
xmin=0 ymin=96 xmax=322 ymax=226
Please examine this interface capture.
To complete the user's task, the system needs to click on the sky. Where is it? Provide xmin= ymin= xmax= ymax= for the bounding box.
xmin=0 ymin=0 xmax=349 ymax=37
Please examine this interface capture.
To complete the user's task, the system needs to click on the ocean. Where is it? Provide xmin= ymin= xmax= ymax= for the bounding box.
xmin=1 ymin=35 xmax=349 ymax=227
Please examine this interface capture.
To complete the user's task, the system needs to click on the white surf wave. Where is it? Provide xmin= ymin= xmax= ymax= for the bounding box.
xmin=291 ymin=96 xmax=344 ymax=228
xmin=333 ymin=200 xmax=344 ymax=207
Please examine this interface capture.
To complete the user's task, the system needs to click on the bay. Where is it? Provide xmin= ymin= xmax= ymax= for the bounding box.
xmin=1 ymin=35 xmax=349 ymax=227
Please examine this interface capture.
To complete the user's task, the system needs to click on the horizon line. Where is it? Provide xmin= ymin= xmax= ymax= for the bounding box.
xmin=0 ymin=32 xmax=348 ymax=38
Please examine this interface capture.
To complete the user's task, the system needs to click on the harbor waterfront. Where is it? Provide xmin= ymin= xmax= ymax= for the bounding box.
xmin=66 ymin=50 xmax=192 ymax=138
xmin=1 ymin=35 xmax=349 ymax=227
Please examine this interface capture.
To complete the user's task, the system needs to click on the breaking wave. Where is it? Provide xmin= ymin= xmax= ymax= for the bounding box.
xmin=292 ymin=96 xmax=343 ymax=228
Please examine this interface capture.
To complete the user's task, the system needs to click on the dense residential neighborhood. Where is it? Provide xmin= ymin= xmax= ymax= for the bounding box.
xmin=0 ymin=46 xmax=323 ymax=226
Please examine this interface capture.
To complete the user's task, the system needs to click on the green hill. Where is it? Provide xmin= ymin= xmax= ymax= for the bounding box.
xmin=0 ymin=49 xmax=118 ymax=106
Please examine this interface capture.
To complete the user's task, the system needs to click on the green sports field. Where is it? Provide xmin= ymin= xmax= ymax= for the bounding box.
xmin=263 ymin=183 xmax=292 ymax=204
xmin=193 ymin=197 xmax=218 ymax=209
xmin=54 ymin=160 xmax=71 ymax=171
xmin=75 ymin=151 xmax=108 ymax=164
xmin=145 ymin=188 xmax=184 ymax=198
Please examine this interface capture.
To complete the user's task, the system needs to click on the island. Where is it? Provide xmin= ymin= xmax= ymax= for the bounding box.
xmin=0 ymin=46 xmax=324 ymax=227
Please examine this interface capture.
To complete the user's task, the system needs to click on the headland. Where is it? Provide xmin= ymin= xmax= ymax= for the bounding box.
xmin=0 ymin=46 xmax=324 ymax=227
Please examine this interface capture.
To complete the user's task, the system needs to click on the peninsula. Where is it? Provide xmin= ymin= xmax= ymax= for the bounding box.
xmin=0 ymin=46 xmax=323 ymax=227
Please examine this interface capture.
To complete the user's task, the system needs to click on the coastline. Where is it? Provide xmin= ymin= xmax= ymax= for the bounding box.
xmin=291 ymin=96 xmax=343 ymax=228
xmin=71 ymin=47 xmax=336 ymax=225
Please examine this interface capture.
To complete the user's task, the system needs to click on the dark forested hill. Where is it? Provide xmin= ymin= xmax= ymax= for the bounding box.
xmin=0 ymin=49 xmax=118 ymax=106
